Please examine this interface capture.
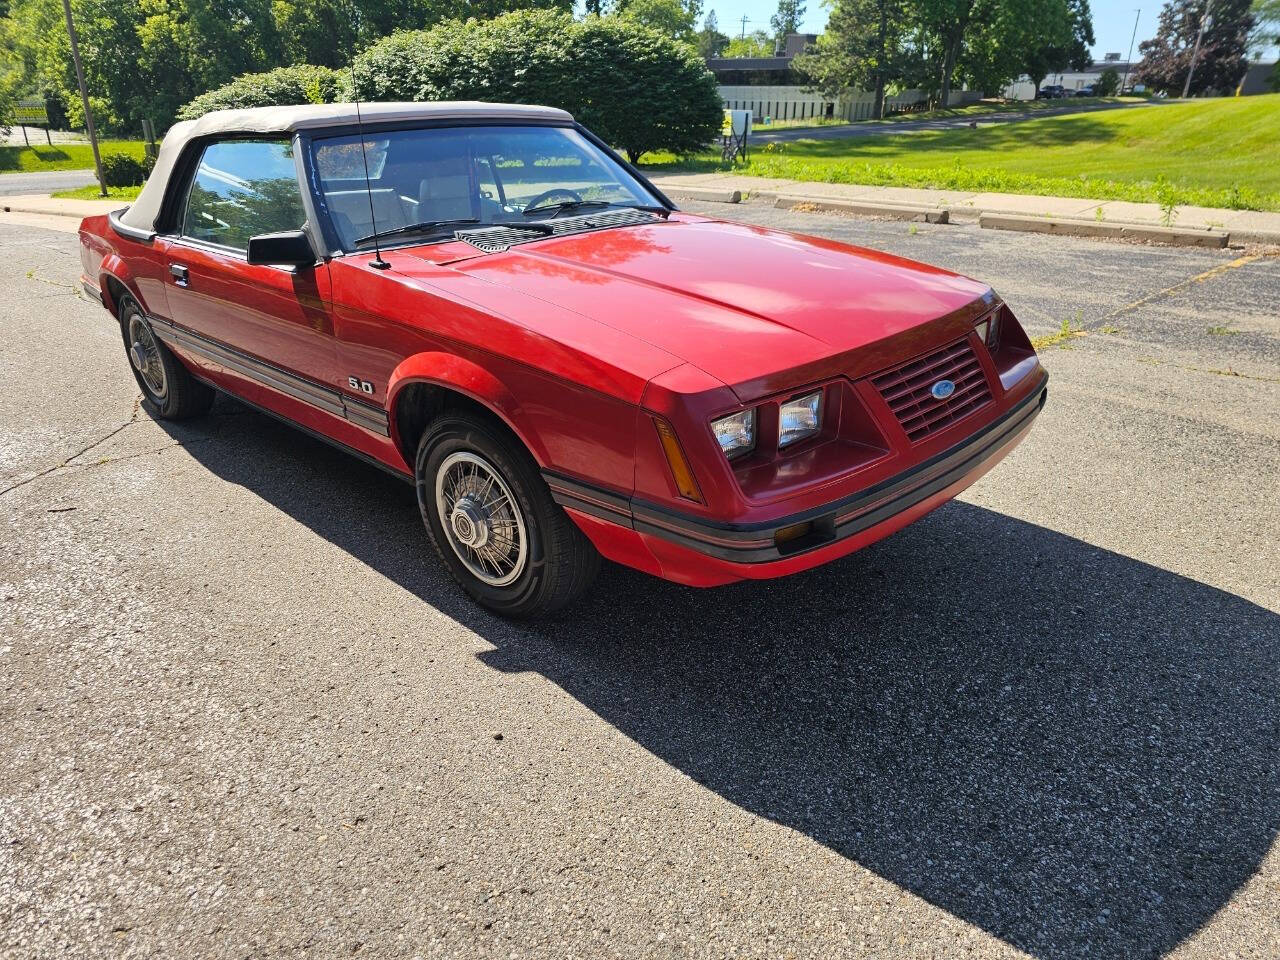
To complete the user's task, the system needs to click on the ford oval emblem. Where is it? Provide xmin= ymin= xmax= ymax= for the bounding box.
xmin=931 ymin=379 xmax=956 ymax=400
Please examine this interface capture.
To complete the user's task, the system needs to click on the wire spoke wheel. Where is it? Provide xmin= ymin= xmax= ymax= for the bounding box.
xmin=434 ymin=451 xmax=528 ymax=588
xmin=127 ymin=313 xmax=167 ymax=400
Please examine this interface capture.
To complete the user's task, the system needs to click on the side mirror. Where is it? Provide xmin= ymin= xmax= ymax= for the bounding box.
xmin=246 ymin=229 xmax=316 ymax=267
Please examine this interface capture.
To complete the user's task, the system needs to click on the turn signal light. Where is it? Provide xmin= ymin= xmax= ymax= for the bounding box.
xmin=774 ymin=520 xmax=812 ymax=544
xmin=653 ymin=416 xmax=703 ymax=503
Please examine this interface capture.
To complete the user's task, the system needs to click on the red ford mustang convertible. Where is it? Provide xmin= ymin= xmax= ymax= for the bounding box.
xmin=79 ymin=102 xmax=1047 ymax=617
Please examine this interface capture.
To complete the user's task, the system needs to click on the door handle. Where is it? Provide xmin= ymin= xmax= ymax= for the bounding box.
xmin=169 ymin=263 xmax=189 ymax=286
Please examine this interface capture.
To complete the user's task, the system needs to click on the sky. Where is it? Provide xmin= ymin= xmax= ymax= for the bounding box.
xmin=707 ymin=0 xmax=1158 ymax=61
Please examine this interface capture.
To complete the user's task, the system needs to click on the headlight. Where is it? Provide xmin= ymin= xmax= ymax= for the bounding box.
xmin=712 ymin=408 xmax=756 ymax=460
xmin=779 ymin=391 xmax=821 ymax=447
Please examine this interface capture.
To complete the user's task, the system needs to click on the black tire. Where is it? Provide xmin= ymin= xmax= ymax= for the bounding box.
xmin=118 ymin=293 xmax=214 ymax=420
xmin=417 ymin=412 xmax=600 ymax=618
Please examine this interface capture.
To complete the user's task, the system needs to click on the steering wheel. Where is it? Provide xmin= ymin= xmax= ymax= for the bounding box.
xmin=523 ymin=188 xmax=584 ymax=214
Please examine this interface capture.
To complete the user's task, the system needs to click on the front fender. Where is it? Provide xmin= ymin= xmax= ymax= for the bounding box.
xmin=386 ymin=352 xmax=549 ymax=466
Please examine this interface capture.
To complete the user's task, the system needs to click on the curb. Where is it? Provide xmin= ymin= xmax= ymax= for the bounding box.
xmin=2 ymin=196 xmax=118 ymax=218
xmin=977 ymin=213 xmax=1229 ymax=248
xmin=661 ymin=187 xmax=741 ymax=204
xmin=774 ymin=195 xmax=949 ymax=224
xmin=1226 ymin=229 xmax=1280 ymax=247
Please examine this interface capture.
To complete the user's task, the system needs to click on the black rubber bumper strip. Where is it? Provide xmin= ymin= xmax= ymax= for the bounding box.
xmin=545 ymin=373 xmax=1047 ymax=564
xmin=149 ymin=314 xmax=391 ymax=437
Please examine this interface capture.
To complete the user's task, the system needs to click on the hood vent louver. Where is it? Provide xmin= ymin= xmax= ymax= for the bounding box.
xmin=455 ymin=208 xmax=661 ymax=253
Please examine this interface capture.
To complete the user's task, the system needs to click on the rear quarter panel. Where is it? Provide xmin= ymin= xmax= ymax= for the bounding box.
xmin=79 ymin=214 xmax=170 ymax=320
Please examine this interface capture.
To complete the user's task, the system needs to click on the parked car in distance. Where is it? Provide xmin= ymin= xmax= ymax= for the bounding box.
xmin=1036 ymin=85 xmax=1069 ymax=99
xmin=1075 ymin=85 xmax=1096 ymax=97
xmin=78 ymin=102 xmax=1047 ymax=617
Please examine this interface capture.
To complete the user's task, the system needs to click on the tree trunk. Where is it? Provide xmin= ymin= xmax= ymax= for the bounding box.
xmin=939 ymin=34 xmax=961 ymax=108
xmin=873 ymin=1 xmax=888 ymax=120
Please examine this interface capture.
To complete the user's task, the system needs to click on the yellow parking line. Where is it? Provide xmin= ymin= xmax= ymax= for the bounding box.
xmin=1103 ymin=253 xmax=1265 ymax=322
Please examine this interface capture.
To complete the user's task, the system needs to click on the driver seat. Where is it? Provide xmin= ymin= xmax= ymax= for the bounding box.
xmin=417 ymin=154 xmax=475 ymax=222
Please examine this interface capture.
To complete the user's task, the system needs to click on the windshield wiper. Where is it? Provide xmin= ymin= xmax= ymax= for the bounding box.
xmin=355 ymin=218 xmax=480 ymax=245
xmin=523 ymin=199 xmax=671 ymax=219
xmin=523 ymin=199 xmax=611 ymax=217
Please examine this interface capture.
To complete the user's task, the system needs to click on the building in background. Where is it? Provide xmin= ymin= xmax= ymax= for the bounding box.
xmin=708 ymin=33 xmax=980 ymax=123
xmin=1004 ymin=55 xmax=1277 ymax=99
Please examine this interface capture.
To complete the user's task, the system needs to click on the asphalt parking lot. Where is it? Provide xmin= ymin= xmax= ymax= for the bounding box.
xmin=1 ymin=205 xmax=1277 ymax=959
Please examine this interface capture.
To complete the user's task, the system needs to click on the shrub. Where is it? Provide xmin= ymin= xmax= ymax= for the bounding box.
xmin=176 ymin=65 xmax=346 ymax=122
xmin=100 ymin=152 xmax=148 ymax=188
xmin=353 ymin=12 xmax=722 ymax=163
xmin=1094 ymin=68 xmax=1120 ymax=97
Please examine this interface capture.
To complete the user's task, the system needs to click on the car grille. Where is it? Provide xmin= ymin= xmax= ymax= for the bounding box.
xmin=455 ymin=208 xmax=661 ymax=253
xmin=871 ymin=337 xmax=992 ymax=442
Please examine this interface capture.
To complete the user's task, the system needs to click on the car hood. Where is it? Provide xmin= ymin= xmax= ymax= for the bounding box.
xmin=400 ymin=216 xmax=994 ymax=401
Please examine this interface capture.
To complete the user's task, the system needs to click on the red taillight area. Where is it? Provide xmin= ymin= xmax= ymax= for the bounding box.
xmin=871 ymin=337 xmax=993 ymax=443
xmin=988 ymin=303 xmax=1041 ymax=390
xmin=731 ymin=379 xmax=890 ymax=502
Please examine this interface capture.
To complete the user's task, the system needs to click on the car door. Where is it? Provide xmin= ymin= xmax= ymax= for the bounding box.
xmin=160 ymin=137 xmax=344 ymax=410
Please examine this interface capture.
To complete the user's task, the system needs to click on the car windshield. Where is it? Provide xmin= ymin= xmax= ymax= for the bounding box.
xmin=311 ymin=125 xmax=661 ymax=250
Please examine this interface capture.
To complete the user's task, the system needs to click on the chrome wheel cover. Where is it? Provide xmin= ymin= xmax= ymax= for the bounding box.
xmin=127 ymin=313 xmax=167 ymax=400
xmin=434 ymin=451 xmax=528 ymax=587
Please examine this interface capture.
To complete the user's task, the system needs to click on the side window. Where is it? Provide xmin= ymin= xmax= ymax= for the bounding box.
xmin=181 ymin=140 xmax=306 ymax=251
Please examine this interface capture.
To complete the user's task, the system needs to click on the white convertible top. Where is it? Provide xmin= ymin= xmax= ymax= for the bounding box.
xmin=119 ymin=101 xmax=575 ymax=232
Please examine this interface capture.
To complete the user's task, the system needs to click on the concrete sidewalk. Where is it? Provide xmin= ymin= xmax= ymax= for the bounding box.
xmin=0 ymin=193 xmax=120 ymax=233
xmin=649 ymin=172 xmax=1280 ymax=248
xmin=7 ymin=181 xmax=1280 ymax=248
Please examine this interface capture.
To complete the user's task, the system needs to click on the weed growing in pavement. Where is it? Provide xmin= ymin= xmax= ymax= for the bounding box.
xmin=1207 ymin=326 xmax=1238 ymax=336
xmin=908 ymin=224 xmax=919 ymax=235
xmin=1032 ymin=316 xmax=1087 ymax=350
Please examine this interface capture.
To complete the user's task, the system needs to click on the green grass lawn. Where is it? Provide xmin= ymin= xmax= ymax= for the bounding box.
xmin=0 ymin=140 xmax=146 ymax=174
xmin=645 ymin=95 xmax=1280 ymax=212
xmin=51 ymin=184 xmax=142 ymax=201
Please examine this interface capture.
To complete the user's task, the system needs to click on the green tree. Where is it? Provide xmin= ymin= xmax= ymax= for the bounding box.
xmin=0 ymin=0 xmax=576 ymax=134
xmin=962 ymin=0 xmax=1076 ymax=97
xmin=1021 ymin=0 xmax=1095 ymax=92
xmin=1251 ymin=0 xmax=1280 ymax=45
xmin=770 ymin=0 xmax=805 ymax=39
xmin=353 ymin=11 xmax=722 ymax=162
xmin=135 ymin=0 xmax=285 ymax=127
xmin=177 ymin=64 xmax=346 ymax=120
xmin=792 ymin=0 xmax=905 ymax=118
xmin=723 ymin=28 xmax=774 ymax=56
xmin=612 ymin=0 xmax=702 ymax=42
xmin=1094 ymin=65 xmax=1120 ymax=94
xmin=697 ymin=9 xmax=730 ymax=56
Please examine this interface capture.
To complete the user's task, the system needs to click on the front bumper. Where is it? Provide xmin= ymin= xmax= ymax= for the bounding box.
xmin=548 ymin=372 xmax=1047 ymax=584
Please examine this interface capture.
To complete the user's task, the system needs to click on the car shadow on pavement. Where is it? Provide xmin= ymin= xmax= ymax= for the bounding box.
xmin=168 ymin=399 xmax=1279 ymax=960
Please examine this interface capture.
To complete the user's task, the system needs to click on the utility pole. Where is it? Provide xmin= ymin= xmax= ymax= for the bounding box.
xmin=1123 ymin=9 xmax=1140 ymax=94
xmin=739 ymin=14 xmax=749 ymax=38
xmin=61 ymin=0 xmax=107 ymax=197
xmin=1181 ymin=0 xmax=1212 ymax=98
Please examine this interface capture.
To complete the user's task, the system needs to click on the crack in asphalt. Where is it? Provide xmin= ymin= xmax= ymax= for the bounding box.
xmin=0 ymin=404 xmax=253 ymax=499
xmin=0 ymin=398 xmax=141 ymax=499
xmin=1135 ymin=357 xmax=1280 ymax=384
